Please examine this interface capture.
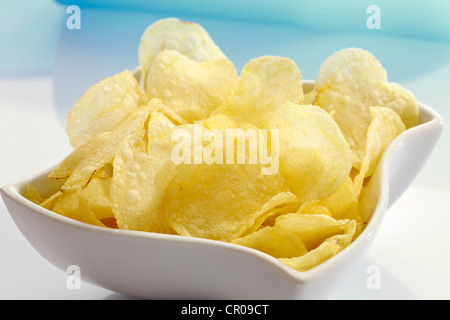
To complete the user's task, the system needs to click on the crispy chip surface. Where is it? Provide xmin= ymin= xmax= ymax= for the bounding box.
xmin=146 ymin=50 xmax=238 ymax=123
xmin=50 ymin=104 xmax=150 ymax=190
xmin=269 ymin=102 xmax=352 ymax=201
xmin=111 ymin=134 xmax=173 ymax=233
xmin=139 ymin=18 xmax=227 ymax=91
xmin=163 ymin=163 xmax=289 ymax=242
xmin=66 ymin=70 xmax=148 ymax=149
xmin=275 ymin=213 xmax=346 ymax=251
xmin=215 ymin=56 xmax=303 ymax=129
xmin=314 ymin=48 xmax=418 ymax=169
xmin=111 ymin=112 xmax=182 ymax=233
xmin=353 ymin=106 xmax=405 ymax=195
xmin=279 ymin=220 xmax=356 ymax=271
xmin=52 ymin=187 xmax=105 ymax=227
xmin=23 ymin=184 xmax=45 ymax=205
xmin=319 ymin=176 xmax=359 ymax=220
xmin=232 ymin=226 xmax=308 ymax=259
xmin=80 ymin=164 xmax=114 ymax=220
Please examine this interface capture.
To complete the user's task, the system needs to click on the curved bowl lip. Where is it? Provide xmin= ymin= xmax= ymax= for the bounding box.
xmin=1 ymin=77 xmax=444 ymax=286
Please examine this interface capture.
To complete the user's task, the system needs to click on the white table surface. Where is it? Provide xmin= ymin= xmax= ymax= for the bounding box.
xmin=1 ymin=4 xmax=449 ymax=300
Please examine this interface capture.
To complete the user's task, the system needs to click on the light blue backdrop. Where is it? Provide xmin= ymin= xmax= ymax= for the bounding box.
xmin=54 ymin=0 xmax=450 ymax=41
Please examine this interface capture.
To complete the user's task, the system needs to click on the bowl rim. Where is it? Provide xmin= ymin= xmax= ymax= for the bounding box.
xmin=1 ymin=78 xmax=444 ymax=285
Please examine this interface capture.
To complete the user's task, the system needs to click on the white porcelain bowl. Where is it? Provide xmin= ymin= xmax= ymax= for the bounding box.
xmin=1 ymin=78 xmax=443 ymax=299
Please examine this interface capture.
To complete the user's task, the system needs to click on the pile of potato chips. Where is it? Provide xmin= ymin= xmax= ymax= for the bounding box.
xmin=24 ymin=18 xmax=419 ymax=272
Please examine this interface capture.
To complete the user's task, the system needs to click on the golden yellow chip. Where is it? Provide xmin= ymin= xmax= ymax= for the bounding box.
xmin=269 ymin=102 xmax=352 ymax=201
xmin=274 ymin=213 xmax=346 ymax=251
xmin=50 ymin=104 xmax=150 ymax=190
xmin=215 ymin=56 xmax=303 ymax=129
xmin=232 ymin=226 xmax=307 ymax=259
xmin=203 ymin=113 xmax=237 ymax=130
xmin=110 ymin=115 xmax=183 ymax=233
xmin=296 ymin=200 xmax=333 ymax=217
xmin=139 ymin=18 xmax=227 ymax=92
xmin=39 ymin=190 xmax=62 ymax=211
xmin=163 ymin=163 xmax=289 ymax=242
xmin=111 ymin=135 xmax=172 ymax=233
xmin=66 ymin=70 xmax=148 ymax=149
xmin=279 ymin=220 xmax=357 ymax=272
xmin=52 ymin=186 xmax=105 ymax=227
xmin=146 ymin=50 xmax=238 ymax=123
xmin=314 ymin=48 xmax=418 ymax=169
xmin=23 ymin=184 xmax=45 ymax=205
xmin=149 ymin=99 xmax=188 ymax=125
xmin=291 ymin=176 xmax=360 ymax=221
xmin=146 ymin=102 xmax=177 ymax=142
xmin=357 ymin=165 xmax=381 ymax=224
xmin=79 ymin=163 xmax=113 ymax=220
xmin=353 ymin=106 xmax=405 ymax=195
xmin=319 ymin=176 xmax=359 ymax=221
xmin=242 ymin=191 xmax=300 ymax=235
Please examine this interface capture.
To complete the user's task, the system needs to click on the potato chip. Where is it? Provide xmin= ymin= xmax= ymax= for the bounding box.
xmin=139 ymin=18 xmax=227 ymax=91
xmin=242 ymin=191 xmax=300 ymax=235
xmin=214 ymin=56 xmax=303 ymax=129
xmin=353 ymin=106 xmax=405 ymax=195
xmin=39 ymin=190 xmax=62 ymax=210
xmin=296 ymin=200 xmax=333 ymax=217
xmin=111 ymin=134 xmax=172 ymax=233
xmin=279 ymin=220 xmax=357 ymax=272
xmin=23 ymin=184 xmax=45 ymax=205
xmin=231 ymin=226 xmax=307 ymax=259
xmin=319 ymin=176 xmax=359 ymax=221
xmin=357 ymin=164 xmax=381 ymax=224
xmin=151 ymin=100 xmax=188 ymax=125
xmin=269 ymin=102 xmax=352 ymax=201
xmin=203 ymin=113 xmax=237 ymax=130
xmin=50 ymin=104 xmax=150 ymax=190
xmin=79 ymin=163 xmax=113 ymax=220
xmin=314 ymin=48 xmax=418 ymax=169
xmin=291 ymin=176 xmax=360 ymax=221
xmin=66 ymin=70 xmax=148 ymax=149
xmin=111 ymin=115 xmax=183 ymax=233
xmin=146 ymin=104 xmax=177 ymax=143
xmin=274 ymin=213 xmax=347 ymax=251
xmin=163 ymin=162 xmax=289 ymax=242
xmin=146 ymin=50 xmax=238 ymax=123
xmin=52 ymin=186 xmax=105 ymax=227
